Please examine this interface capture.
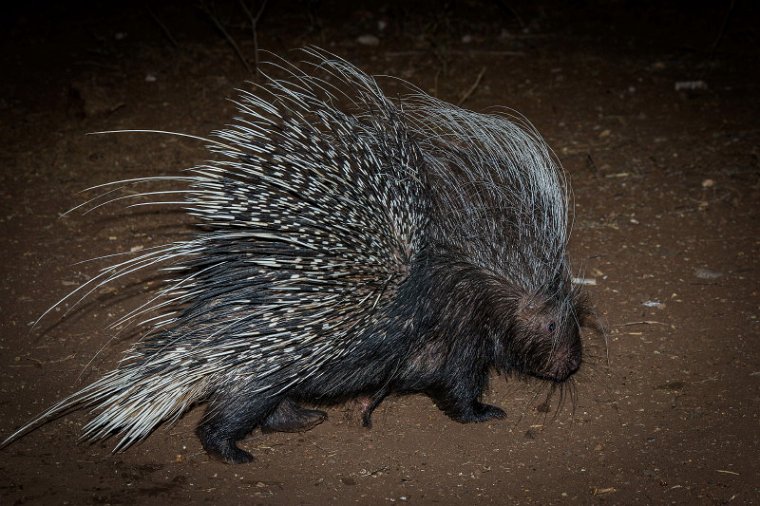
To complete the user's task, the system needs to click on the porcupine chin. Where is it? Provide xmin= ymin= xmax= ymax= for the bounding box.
xmin=1 ymin=48 xmax=598 ymax=464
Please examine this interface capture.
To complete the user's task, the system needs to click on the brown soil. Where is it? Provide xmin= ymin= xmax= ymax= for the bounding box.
xmin=1 ymin=1 xmax=758 ymax=504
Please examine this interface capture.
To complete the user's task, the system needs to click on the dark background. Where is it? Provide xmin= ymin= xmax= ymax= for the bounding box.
xmin=1 ymin=1 xmax=758 ymax=504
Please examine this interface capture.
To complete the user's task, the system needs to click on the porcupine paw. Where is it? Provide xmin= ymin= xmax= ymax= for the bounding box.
xmin=450 ymin=402 xmax=507 ymax=423
xmin=260 ymin=399 xmax=327 ymax=434
xmin=472 ymin=402 xmax=507 ymax=422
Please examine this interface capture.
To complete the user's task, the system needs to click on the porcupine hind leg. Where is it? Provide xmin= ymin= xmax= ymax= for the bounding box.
xmin=260 ymin=399 xmax=327 ymax=433
xmin=196 ymin=394 xmax=280 ymax=464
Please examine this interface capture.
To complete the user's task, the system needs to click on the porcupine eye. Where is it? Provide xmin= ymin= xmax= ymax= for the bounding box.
xmin=546 ymin=321 xmax=556 ymax=333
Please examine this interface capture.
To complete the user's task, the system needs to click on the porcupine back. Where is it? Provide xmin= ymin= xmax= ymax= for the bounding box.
xmin=2 ymin=52 xmax=427 ymax=451
xmin=2 ymin=50 xmax=583 ymax=457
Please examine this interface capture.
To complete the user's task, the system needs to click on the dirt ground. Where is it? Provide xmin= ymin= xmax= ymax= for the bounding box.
xmin=1 ymin=1 xmax=758 ymax=504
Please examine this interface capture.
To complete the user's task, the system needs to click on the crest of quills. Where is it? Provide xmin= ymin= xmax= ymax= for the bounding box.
xmin=2 ymin=49 xmax=598 ymax=464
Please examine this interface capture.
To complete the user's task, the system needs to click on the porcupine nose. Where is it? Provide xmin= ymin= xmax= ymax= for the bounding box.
xmin=549 ymin=344 xmax=581 ymax=382
xmin=566 ymin=349 xmax=581 ymax=374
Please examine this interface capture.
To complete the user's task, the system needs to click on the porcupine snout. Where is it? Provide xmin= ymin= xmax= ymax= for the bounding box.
xmin=544 ymin=338 xmax=582 ymax=382
xmin=512 ymin=330 xmax=582 ymax=383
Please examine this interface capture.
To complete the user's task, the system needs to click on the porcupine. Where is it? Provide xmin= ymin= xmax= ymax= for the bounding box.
xmin=1 ymin=49 xmax=595 ymax=464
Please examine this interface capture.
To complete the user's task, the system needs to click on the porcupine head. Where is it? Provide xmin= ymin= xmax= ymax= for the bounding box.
xmin=505 ymin=273 xmax=586 ymax=382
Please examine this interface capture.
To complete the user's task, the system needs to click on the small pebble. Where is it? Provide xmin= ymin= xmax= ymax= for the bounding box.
xmin=674 ymin=80 xmax=707 ymax=91
xmin=356 ymin=34 xmax=380 ymax=46
xmin=694 ymin=268 xmax=722 ymax=280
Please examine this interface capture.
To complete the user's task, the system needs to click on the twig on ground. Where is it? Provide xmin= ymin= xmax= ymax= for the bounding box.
xmin=147 ymin=7 xmax=179 ymax=49
xmin=457 ymin=66 xmax=486 ymax=106
xmin=200 ymin=2 xmax=253 ymax=75
xmin=239 ymin=0 xmax=270 ymax=75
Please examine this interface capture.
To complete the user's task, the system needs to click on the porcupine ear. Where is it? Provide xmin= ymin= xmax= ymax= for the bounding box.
xmin=569 ymin=285 xmax=605 ymax=336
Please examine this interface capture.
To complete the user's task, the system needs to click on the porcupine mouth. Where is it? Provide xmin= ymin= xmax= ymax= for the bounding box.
xmin=535 ymin=346 xmax=582 ymax=383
